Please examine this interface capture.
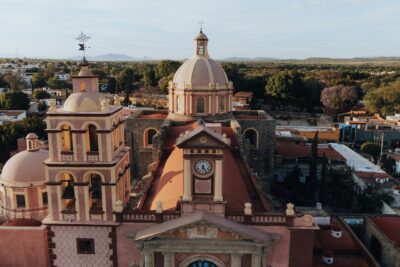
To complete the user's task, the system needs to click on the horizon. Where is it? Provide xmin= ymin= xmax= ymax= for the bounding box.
xmin=1 ymin=0 xmax=400 ymax=59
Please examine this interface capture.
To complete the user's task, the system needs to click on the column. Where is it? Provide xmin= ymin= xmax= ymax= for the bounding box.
xmin=208 ymin=95 xmax=212 ymax=114
xmin=214 ymin=158 xmax=223 ymax=201
xmin=231 ymin=253 xmax=243 ymax=267
xmin=183 ymin=158 xmax=192 ymax=201
xmin=189 ymin=95 xmax=193 ymax=114
xmin=163 ymin=252 xmax=173 ymax=267
xmin=251 ymin=252 xmax=262 ymax=267
xmin=144 ymin=250 xmax=153 ymax=267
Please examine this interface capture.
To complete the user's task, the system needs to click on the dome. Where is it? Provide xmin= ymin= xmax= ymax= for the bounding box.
xmin=173 ymin=56 xmax=229 ymax=89
xmin=63 ymin=92 xmax=105 ymax=112
xmin=172 ymin=30 xmax=229 ymax=90
xmin=1 ymin=148 xmax=48 ymax=185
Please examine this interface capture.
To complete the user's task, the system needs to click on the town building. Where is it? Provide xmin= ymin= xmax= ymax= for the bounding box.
xmin=0 ymin=110 xmax=26 ymax=125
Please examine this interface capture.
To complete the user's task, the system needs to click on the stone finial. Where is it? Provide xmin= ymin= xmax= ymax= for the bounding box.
xmin=114 ymin=95 xmax=121 ymax=106
xmin=101 ymin=99 xmax=110 ymax=112
xmin=114 ymin=200 xmax=123 ymax=213
xmin=48 ymin=99 xmax=57 ymax=112
xmin=244 ymin=202 xmax=252 ymax=215
xmin=156 ymin=201 xmax=163 ymax=214
xmin=286 ymin=202 xmax=295 ymax=216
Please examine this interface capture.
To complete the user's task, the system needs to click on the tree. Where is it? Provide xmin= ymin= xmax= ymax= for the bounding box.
xmin=360 ymin=142 xmax=381 ymax=163
xmin=308 ymin=131 xmax=318 ymax=197
xmin=121 ymin=93 xmax=132 ymax=107
xmin=303 ymin=77 xmax=324 ymax=111
xmin=31 ymin=73 xmax=46 ymax=88
xmin=0 ymin=91 xmax=30 ymax=110
xmin=47 ymin=77 xmax=67 ymax=89
xmin=382 ymin=156 xmax=396 ymax=174
xmin=319 ymin=153 xmax=328 ymax=204
xmin=324 ymin=166 xmax=356 ymax=212
xmin=357 ymin=185 xmax=394 ymax=213
xmin=156 ymin=60 xmax=180 ymax=78
xmin=266 ymin=70 xmax=304 ymax=100
xmin=141 ymin=65 xmax=156 ymax=87
xmin=364 ymin=80 xmax=400 ymax=116
xmin=320 ymin=85 xmax=358 ymax=115
xmin=3 ymin=73 xmax=25 ymax=90
xmin=107 ymin=77 xmax=117 ymax=94
xmin=33 ymin=89 xmax=51 ymax=100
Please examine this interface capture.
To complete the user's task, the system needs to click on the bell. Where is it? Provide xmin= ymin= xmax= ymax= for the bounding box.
xmin=62 ymin=180 xmax=75 ymax=199
xmin=90 ymin=178 xmax=102 ymax=199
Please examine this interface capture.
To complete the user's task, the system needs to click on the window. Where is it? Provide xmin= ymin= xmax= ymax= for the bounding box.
xmin=61 ymin=124 xmax=73 ymax=152
xmin=42 ymin=191 xmax=48 ymax=206
xmin=176 ymin=95 xmax=183 ymax=113
xmin=219 ymin=96 xmax=225 ymax=113
xmin=89 ymin=174 xmax=102 ymax=212
xmin=145 ymin=129 xmax=158 ymax=148
xmin=198 ymin=45 xmax=205 ymax=55
xmin=76 ymin=238 xmax=95 ymax=254
xmin=244 ymin=129 xmax=258 ymax=148
xmin=196 ymin=96 xmax=205 ymax=113
xmin=79 ymin=82 xmax=86 ymax=92
xmin=16 ymin=195 xmax=26 ymax=208
xmin=87 ymin=125 xmax=98 ymax=152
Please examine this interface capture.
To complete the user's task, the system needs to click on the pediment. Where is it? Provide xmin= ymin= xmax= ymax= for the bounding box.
xmin=135 ymin=211 xmax=279 ymax=244
xmin=176 ymin=126 xmax=231 ymax=149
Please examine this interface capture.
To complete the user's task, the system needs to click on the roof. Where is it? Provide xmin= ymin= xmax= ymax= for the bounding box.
xmin=276 ymin=140 xmax=345 ymax=161
xmin=176 ymin=125 xmax=231 ymax=148
xmin=63 ymin=92 xmax=105 ymax=112
xmin=234 ymin=91 xmax=254 ymax=98
xmin=371 ymin=216 xmax=400 ymax=245
xmin=141 ymin=124 xmax=267 ymax=212
xmin=2 ymin=218 xmax=42 ymax=227
xmin=135 ymin=210 xmax=279 ymax=243
xmin=330 ymin=143 xmax=385 ymax=174
xmin=0 ymin=148 xmax=48 ymax=185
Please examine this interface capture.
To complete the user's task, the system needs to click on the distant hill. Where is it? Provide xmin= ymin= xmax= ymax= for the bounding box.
xmin=222 ymin=56 xmax=278 ymax=62
xmin=68 ymin=53 xmax=149 ymax=61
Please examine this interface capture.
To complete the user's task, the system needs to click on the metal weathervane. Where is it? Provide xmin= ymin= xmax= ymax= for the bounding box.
xmin=198 ymin=20 xmax=204 ymax=33
xmin=76 ymin=31 xmax=91 ymax=60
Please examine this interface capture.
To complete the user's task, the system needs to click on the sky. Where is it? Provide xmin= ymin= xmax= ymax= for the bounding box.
xmin=0 ymin=0 xmax=400 ymax=59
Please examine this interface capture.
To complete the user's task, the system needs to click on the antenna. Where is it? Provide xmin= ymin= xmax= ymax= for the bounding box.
xmin=76 ymin=31 xmax=91 ymax=61
xmin=198 ymin=20 xmax=204 ymax=33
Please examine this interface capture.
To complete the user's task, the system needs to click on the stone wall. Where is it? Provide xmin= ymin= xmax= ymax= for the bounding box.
xmin=364 ymin=218 xmax=400 ymax=267
xmin=234 ymin=110 xmax=275 ymax=180
xmin=126 ymin=111 xmax=169 ymax=179
xmin=49 ymin=224 xmax=115 ymax=267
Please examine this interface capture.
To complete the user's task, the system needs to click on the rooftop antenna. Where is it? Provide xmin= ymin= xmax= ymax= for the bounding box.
xmin=198 ymin=20 xmax=204 ymax=33
xmin=76 ymin=31 xmax=91 ymax=61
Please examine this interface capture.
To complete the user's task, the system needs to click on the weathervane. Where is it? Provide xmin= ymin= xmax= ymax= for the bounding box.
xmin=76 ymin=31 xmax=91 ymax=61
xmin=198 ymin=20 xmax=204 ymax=33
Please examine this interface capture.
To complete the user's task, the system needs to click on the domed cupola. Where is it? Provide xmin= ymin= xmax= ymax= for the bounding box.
xmin=62 ymin=61 xmax=105 ymax=113
xmin=168 ymin=30 xmax=234 ymax=120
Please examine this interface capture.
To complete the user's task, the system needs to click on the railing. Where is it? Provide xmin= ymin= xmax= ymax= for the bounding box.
xmin=86 ymin=152 xmax=99 ymax=162
xmin=120 ymin=210 xmax=180 ymax=223
xmin=226 ymin=212 xmax=288 ymax=225
xmin=60 ymin=151 xmax=74 ymax=161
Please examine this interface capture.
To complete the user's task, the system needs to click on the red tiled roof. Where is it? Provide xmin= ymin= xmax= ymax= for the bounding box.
xmin=136 ymin=113 xmax=168 ymax=119
xmin=276 ymin=141 xmax=345 ymax=161
xmin=234 ymin=91 xmax=253 ymax=98
xmin=372 ymin=216 xmax=400 ymax=245
xmin=354 ymin=171 xmax=392 ymax=180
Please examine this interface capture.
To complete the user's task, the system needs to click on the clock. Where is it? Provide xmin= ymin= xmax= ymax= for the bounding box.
xmin=194 ymin=159 xmax=212 ymax=175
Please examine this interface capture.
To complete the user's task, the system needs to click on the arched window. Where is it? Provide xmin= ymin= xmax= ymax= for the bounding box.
xmin=188 ymin=261 xmax=217 ymax=267
xmin=219 ymin=96 xmax=225 ymax=113
xmin=244 ymin=129 xmax=258 ymax=148
xmin=176 ymin=95 xmax=183 ymax=113
xmin=79 ymin=81 xmax=86 ymax=92
xmin=61 ymin=124 xmax=73 ymax=152
xmin=89 ymin=174 xmax=102 ymax=212
xmin=196 ymin=96 xmax=205 ymax=113
xmin=60 ymin=173 xmax=76 ymax=212
xmin=87 ymin=124 xmax=98 ymax=152
xmin=144 ymin=128 xmax=158 ymax=148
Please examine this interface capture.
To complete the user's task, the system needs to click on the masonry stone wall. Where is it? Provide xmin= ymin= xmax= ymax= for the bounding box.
xmin=364 ymin=218 xmax=400 ymax=267
xmin=49 ymin=225 xmax=115 ymax=267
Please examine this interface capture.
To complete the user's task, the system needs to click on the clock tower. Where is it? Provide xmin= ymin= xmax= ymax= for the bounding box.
xmin=176 ymin=122 xmax=231 ymax=216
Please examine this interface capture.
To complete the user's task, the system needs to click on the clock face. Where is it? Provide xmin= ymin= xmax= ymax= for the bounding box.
xmin=194 ymin=159 xmax=212 ymax=175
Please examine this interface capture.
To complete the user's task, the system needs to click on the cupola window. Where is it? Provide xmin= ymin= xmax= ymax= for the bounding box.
xmin=89 ymin=174 xmax=102 ymax=213
xmin=87 ymin=124 xmax=98 ymax=152
xmin=61 ymin=124 xmax=73 ymax=152
xmin=144 ymin=128 xmax=158 ymax=148
xmin=198 ymin=45 xmax=204 ymax=55
xmin=219 ymin=96 xmax=225 ymax=113
xmin=196 ymin=96 xmax=205 ymax=114
xmin=244 ymin=129 xmax=258 ymax=148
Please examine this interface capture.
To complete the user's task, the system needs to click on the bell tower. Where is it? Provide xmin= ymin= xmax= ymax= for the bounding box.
xmin=176 ymin=123 xmax=230 ymax=216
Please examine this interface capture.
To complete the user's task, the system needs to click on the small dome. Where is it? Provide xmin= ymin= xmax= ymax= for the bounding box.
xmin=195 ymin=31 xmax=208 ymax=40
xmin=1 ymin=149 xmax=48 ymax=185
xmin=78 ymin=65 xmax=96 ymax=77
xmin=26 ymin=133 xmax=38 ymax=139
xmin=63 ymin=92 xmax=105 ymax=112
xmin=173 ymin=56 xmax=229 ymax=89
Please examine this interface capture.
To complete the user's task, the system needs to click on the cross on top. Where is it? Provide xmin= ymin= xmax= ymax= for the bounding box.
xmin=198 ymin=20 xmax=204 ymax=33
xmin=76 ymin=31 xmax=91 ymax=60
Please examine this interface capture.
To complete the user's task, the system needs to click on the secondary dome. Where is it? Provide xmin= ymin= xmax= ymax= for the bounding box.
xmin=63 ymin=92 xmax=105 ymax=112
xmin=1 ymin=134 xmax=48 ymax=185
xmin=172 ymin=30 xmax=229 ymax=90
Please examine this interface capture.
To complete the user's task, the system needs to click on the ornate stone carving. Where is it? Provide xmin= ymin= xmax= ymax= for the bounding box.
xmin=186 ymin=224 xmax=218 ymax=239
xmin=286 ymin=203 xmax=295 ymax=216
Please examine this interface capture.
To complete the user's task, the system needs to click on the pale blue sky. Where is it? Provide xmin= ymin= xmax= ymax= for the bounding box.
xmin=0 ymin=0 xmax=399 ymax=59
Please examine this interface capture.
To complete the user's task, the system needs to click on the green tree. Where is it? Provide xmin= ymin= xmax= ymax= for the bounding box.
xmin=141 ymin=65 xmax=156 ymax=87
xmin=121 ymin=93 xmax=132 ymax=107
xmin=303 ymin=77 xmax=324 ymax=111
xmin=156 ymin=60 xmax=181 ymax=78
xmin=382 ymin=156 xmax=396 ymax=174
xmin=308 ymin=131 xmax=318 ymax=197
xmin=319 ymin=153 xmax=328 ymax=204
xmin=357 ymin=185 xmax=394 ymax=213
xmin=324 ymin=166 xmax=356 ymax=212
xmin=0 ymin=91 xmax=30 ymax=110
xmin=360 ymin=142 xmax=381 ymax=163
xmin=3 ymin=73 xmax=25 ymax=90
xmin=47 ymin=77 xmax=67 ymax=89
xmin=266 ymin=70 xmax=304 ymax=100
xmin=364 ymin=80 xmax=400 ymax=116
xmin=31 ymin=73 xmax=46 ymax=88
xmin=33 ymin=89 xmax=51 ymax=100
